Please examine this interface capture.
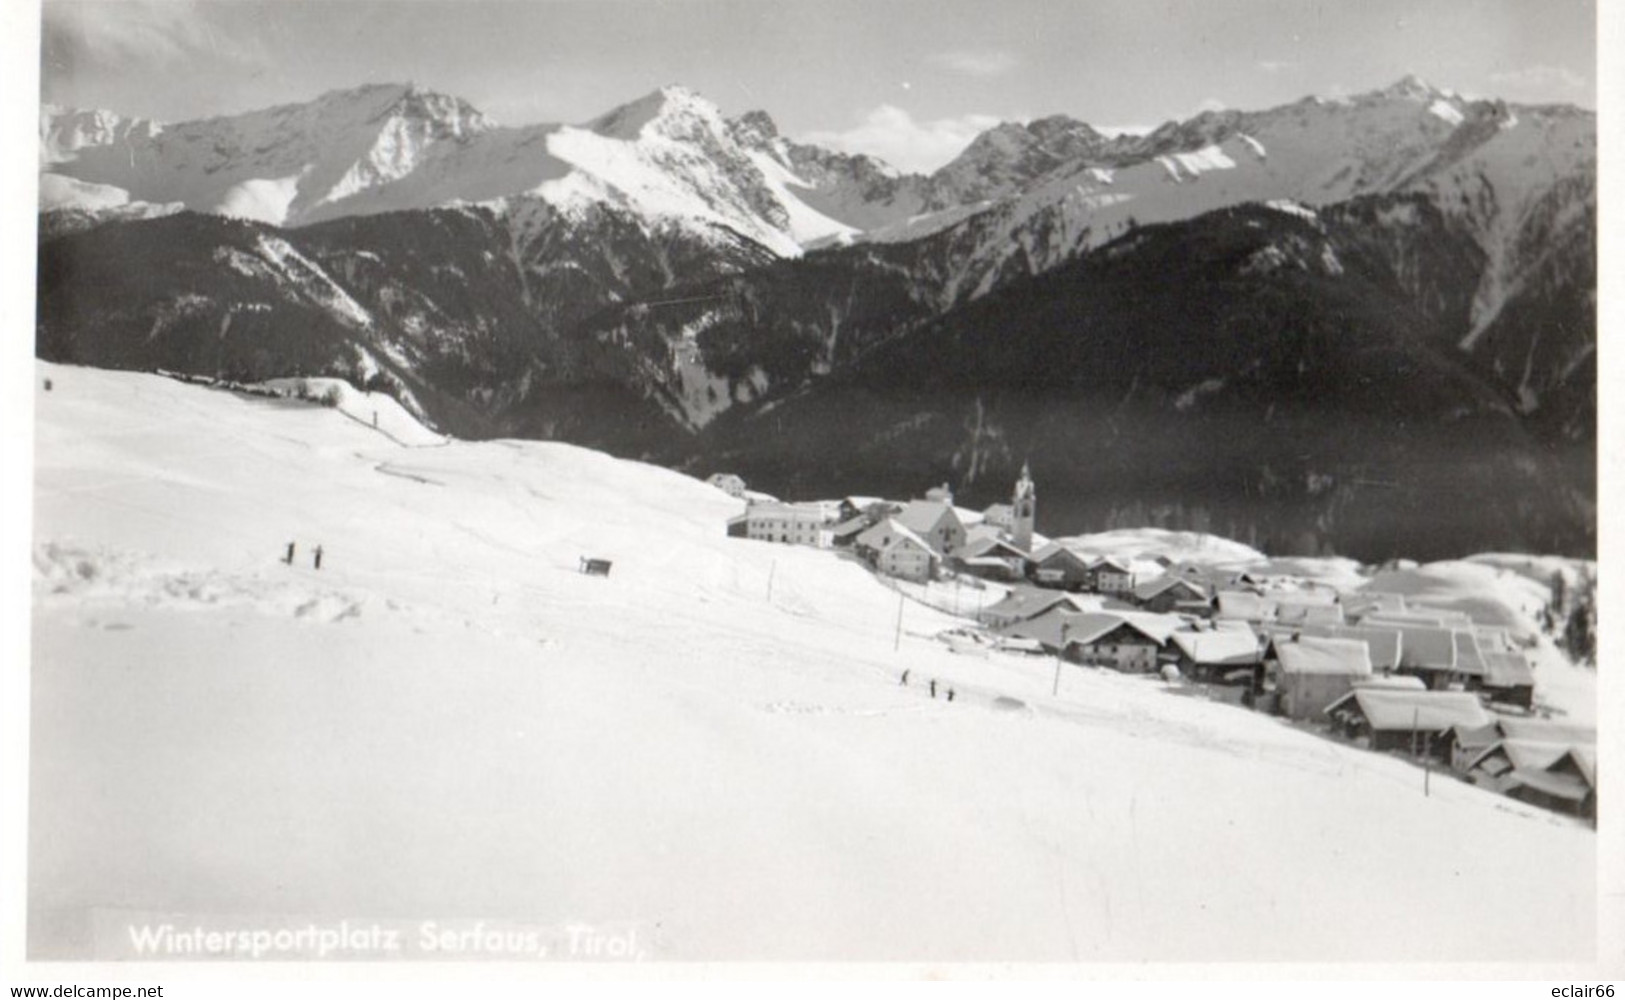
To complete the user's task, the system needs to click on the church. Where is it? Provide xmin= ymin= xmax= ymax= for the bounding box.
xmin=950 ymin=463 xmax=1038 ymax=582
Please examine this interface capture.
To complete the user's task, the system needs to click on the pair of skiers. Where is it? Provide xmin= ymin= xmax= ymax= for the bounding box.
xmin=284 ymin=542 xmax=324 ymax=569
xmin=899 ymin=671 xmax=955 ymax=702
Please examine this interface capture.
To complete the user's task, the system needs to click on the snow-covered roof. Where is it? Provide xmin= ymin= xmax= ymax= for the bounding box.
xmin=1263 ymin=623 xmax=1404 ymax=672
xmin=857 ymin=517 xmax=938 ymax=556
xmin=1496 ymin=718 xmax=1596 ymax=746
xmin=896 ymin=500 xmax=960 ymax=537
xmin=985 ymin=589 xmax=1079 ymax=621
xmin=1275 ymin=636 xmax=1372 ymax=677
xmin=1325 ymin=689 xmax=1489 ymax=731
xmin=1216 ymin=590 xmax=1275 ymax=621
xmin=1132 ymin=573 xmax=1210 ymax=602
xmin=1482 ymin=651 xmax=1535 ymax=689
xmin=1169 ymin=628 xmax=1262 ymax=665
xmin=954 ymin=534 xmax=1027 ymax=561
xmin=1508 ymin=766 xmax=1592 ymax=802
xmin=1063 ymin=611 xmax=1180 ymax=647
xmin=877 ymin=520 xmax=939 ymax=558
xmin=1385 ymin=623 xmax=1458 ymax=670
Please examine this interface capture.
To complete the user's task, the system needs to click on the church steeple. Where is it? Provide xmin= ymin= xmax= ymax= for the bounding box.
xmin=1013 ymin=461 xmax=1035 ymax=553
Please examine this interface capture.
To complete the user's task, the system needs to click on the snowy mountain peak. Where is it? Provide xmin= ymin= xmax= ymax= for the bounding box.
xmin=584 ymin=84 xmax=727 ymax=141
xmin=301 ymin=82 xmax=496 ymax=139
xmin=1372 ymin=73 xmax=1446 ymax=103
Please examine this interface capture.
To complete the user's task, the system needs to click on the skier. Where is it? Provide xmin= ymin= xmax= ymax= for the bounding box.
xmin=313 ymin=545 xmax=324 ymax=570
xmin=929 ymin=679 xmax=937 ymax=699
xmin=947 ymin=689 xmax=956 ymax=702
xmin=284 ymin=541 xmax=296 ymax=565
xmin=900 ymin=669 xmax=910 ymax=686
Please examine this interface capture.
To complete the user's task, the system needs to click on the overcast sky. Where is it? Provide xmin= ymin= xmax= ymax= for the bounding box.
xmin=39 ymin=0 xmax=1598 ymax=173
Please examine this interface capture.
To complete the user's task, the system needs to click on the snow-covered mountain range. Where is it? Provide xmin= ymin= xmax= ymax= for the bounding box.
xmin=35 ymin=76 xmax=1596 ymax=558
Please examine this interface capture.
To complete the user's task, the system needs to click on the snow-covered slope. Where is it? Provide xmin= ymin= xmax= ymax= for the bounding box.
xmin=29 ymin=362 xmax=1595 ymax=962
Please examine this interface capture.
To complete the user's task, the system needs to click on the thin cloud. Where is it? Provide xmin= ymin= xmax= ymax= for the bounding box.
xmin=1256 ymin=59 xmax=1299 ymax=75
xmin=1488 ymin=65 xmax=1587 ymax=92
xmin=927 ymin=49 xmax=1020 ymax=79
xmin=801 ymin=105 xmax=1004 ymax=174
xmin=43 ymin=0 xmax=266 ymax=70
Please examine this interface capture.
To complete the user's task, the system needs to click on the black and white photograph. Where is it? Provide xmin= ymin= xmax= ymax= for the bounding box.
xmin=3 ymin=0 xmax=1618 ymax=985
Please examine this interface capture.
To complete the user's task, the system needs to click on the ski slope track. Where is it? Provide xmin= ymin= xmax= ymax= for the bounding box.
xmin=29 ymin=363 xmax=1595 ymax=963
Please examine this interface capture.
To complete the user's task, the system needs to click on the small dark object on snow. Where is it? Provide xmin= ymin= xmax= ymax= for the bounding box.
xmin=900 ymin=670 xmax=910 ymax=686
xmin=43 ymin=378 xmax=53 ymax=392
xmin=929 ymin=680 xmax=937 ymax=698
xmin=948 ymin=689 xmax=956 ymax=702
xmin=313 ymin=545 xmax=324 ymax=570
xmin=579 ymin=557 xmax=612 ymax=577
xmin=284 ymin=541 xmax=296 ymax=565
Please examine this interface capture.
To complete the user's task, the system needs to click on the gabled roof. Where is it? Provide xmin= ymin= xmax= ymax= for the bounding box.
xmin=1481 ymin=650 xmax=1535 ymax=688
xmin=985 ymin=589 xmax=1093 ymax=621
xmin=1061 ymin=611 xmax=1179 ymax=648
xmin=1388 ymin=624 xmax=1457 ymax=670
xmin=954 ymin=534 xmax=1028 ymax=561
xmin=1497 ymin=739 xmax=1577 ymax=772
xmin=1324 ymin=689 xmax=1490 ymax=731
xmin=1090 ymin=555 xmax=1134 ymax=574
xmin=1170 ymin=628 xmax=1262 ymax=666
xmin=1033 ymin=544 xmax=1093 ymax=570
xmin=1269 ymin=624 xmax=1405 ymax=671
xmin=1467 ymin=740 xmax=1595 ymax=795
xmin=829 ymin=515 xmax=872 ymax=537
xmin=1275 ymin=636 xmax=1372 ymax=677
xmin=963 ymin=522 xmax=1008 ymax=545
xmin=998 ymin=606 xmax=1079 ymax=647
xmin=1508 ymin=766 xmax=1593 ymax=802
xmin=1132 ymin=573 xmax=1211 ymax=603
xmin=896 ymin=500 xmax=961 ymax=538
xmin=1216 ymin=590 xmax=1275 ymax=621
xmin=857 ymin=517 xmax=940 ymax=558
xmin=879 ymin=521 xmax=939 ymax=558
xmin=1496 ymin=717 xmax=1596 ymax=745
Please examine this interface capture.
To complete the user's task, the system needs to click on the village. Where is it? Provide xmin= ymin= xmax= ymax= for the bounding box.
xmin=716 ymin=466 xmax=1597 ymax=825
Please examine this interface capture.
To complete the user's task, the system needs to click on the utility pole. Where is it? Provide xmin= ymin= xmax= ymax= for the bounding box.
xmin=1052 ymin=623 xmax=1070 ymax=696
xmin=893 ymin=590 xmax=905 ymax=652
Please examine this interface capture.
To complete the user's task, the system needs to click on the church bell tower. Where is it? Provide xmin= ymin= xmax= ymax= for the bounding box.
xmin=1013 ymin=461 xmax=1036 ymax=553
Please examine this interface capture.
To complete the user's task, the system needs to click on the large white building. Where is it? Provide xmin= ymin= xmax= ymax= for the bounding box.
xmin=727 ymin=501 xmax=837 ymax=548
